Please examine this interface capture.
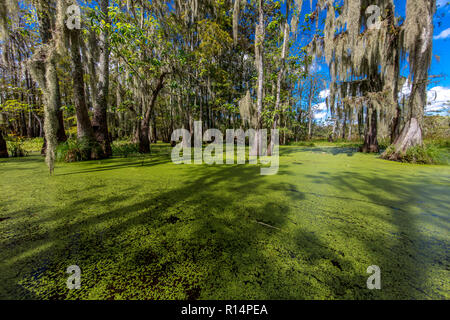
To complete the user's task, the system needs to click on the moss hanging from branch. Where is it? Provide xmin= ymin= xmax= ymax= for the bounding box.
xmin=291 ymin=1 xmax=303 ymax=36
xmin=0 ymin=0 xmax=18 ymax=41
xmin=239 ymin=90 xmax=258 ymax=128
xmin=29 ymin=46 xmax=60 ymax=174
xmin=384 ymin=0 xmax=436 ymax=160
xmin=25 ymin=0 xmax=74 ymax=173
xmin=308 ymin=0 xmax=408 ymax=153
xmin=232 ymin=0 xmax=240 ymax=46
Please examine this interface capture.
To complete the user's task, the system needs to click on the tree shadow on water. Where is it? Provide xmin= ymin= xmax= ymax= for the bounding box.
xmin=297 ymin=170 xmax=449 ymax=299
xmin=1 ymin=164 xmax=310 ymax=299
xmin=1 ymin=158 xmax=447 ymax=299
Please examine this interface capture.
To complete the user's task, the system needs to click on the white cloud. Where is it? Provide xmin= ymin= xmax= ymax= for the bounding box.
xmin=311 ymin=102 xmax=328 ymax=122
xmin=319 ymin=89 xmax=329 ymax=99
xmin=313 ymin=102 xmax=327 ymax=111
xmin=434 ymin=28 xmax=450 ymax=40
xmin=426 ymin=86 xmax=450 ymax=114
xmin=401 ymin=80 xmax=411 ymax=97
xmin=314 ymin=111 xmax=328 ymax=121
xmin=307 ymin=89 xmax=329 ymax=122
xmin=310 ymin=61 xmax=322 ymax=72
xmin=313 ymin=83 xmax=449 ymax=117
xmin=400 ymin=82 xmax=449 ymax=115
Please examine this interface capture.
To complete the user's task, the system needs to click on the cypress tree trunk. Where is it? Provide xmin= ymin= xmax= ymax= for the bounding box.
xmin=251 ymin=0 xmax=265 ymax=157
xmin=307 ymin=88 xmax=314 ymax=140
xmin=346 ymin=109 xmax=353 ymax=140
xmin=341 ymin=110 xmax=347 ymax=140
xmin=34 ymin=1 xmax=66 ymax=161
xmin=31 ymin=53 xmax=62 ymax=173
xmin=329 ymin=118 xmax=337 ymax=142
xmin=56 ymin=109 xmax=67 ymax=142
xmin=390 ymin=104 xmax=401 ymax=143
xmin=68 ymin=27 xmax=99 ymax=159
xmin=30 ymin=1 xmax=65 ymax=173
xmin=384 ymin=0 xmax=435 ymax=160
xmin=387 ymin=70 xmax=426 ymax=157
xmin=0 ymin=129 xmax=8 ymax=158
xmin=151 ymin=110 xmax=157 ymax=143
xmin=54 ymin=74 xmax=67 ymax=144
xmin=42 ymin=109 xmax=67 ymax=156
xmin=92 ymin=0 xmax=112 ymax=157
xmin=360 ymin=106 xmax=379 ymax=153
xmin=268 ymin=3 xmax=288 ymax=156
xmin=139 ymin=73 xmax=166 ymax=154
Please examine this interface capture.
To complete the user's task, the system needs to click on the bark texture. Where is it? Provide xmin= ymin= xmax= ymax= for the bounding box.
xmin=250 ymin=0 xmax=265 ymax=157
xmin=360 ymin=107 xmax=379 ymax=153
xmin=68 ymin=27 xmax=101 ymax=159
xmin=0 ymin=129 xmax=8 ymax=158
xmin=388 ymin=118 xmax=422 ymax=156
xmin=268 ymin=2 xmax=289 ymax=156
xmin=28 ymin=1 xmax=67 ymax=173
xmin=383 ymin=0 xmax=436 ymax=160
xmin=92 ymin=0 xmax=112 ymax=157
xmin=139 ymin=73 xmax=167 ymax=154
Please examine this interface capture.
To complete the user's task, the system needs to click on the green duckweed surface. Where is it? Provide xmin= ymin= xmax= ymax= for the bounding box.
xmin=0 ymin=146 xmax=449 ymax=299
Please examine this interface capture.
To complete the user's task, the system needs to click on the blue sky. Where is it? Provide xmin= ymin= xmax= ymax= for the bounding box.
xmin=304 ymin=0 xmax=450 ymax=119
xmin=16 ymin=0 xmax=450 ymax=117
xmin=431 ymin=0 xmax=450 ymax=86
xmin=387 ymin=1 xmax=450 ymax=87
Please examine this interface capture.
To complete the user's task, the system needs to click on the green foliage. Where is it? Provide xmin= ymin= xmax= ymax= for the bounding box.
xmin=1 ymin=146 xmax=448 ymax=299
xmin=384 ymin=143 xmax=448 ymax=165
xmin=377 ymin=138 xmax=391 ymax=151
xmin=428 ymin=138 xmax=450 ymax=149
xmin=56 ymin=139 xmax=83 ymax=162
xmin=423 ymin=116 xmax=449 ymax=141
xmin=21 ymin=137 xmax=44 ymax=153
xmin=111 ymin=140 xmax=140 ymax=158
xmin=288 ymin=141 xmax=316 ymax=147
xmin=6 ymin=136 xmax=28 ymax=157
xmin=197 ymin=20 xmax=232 ymax=59
xmin=56 ymin=138 xmax=103 ymax=162
xmin=404 ymin=144 xmax=447 ymax=165
xmin=0 ymin=99 xmax=32 ymax=113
